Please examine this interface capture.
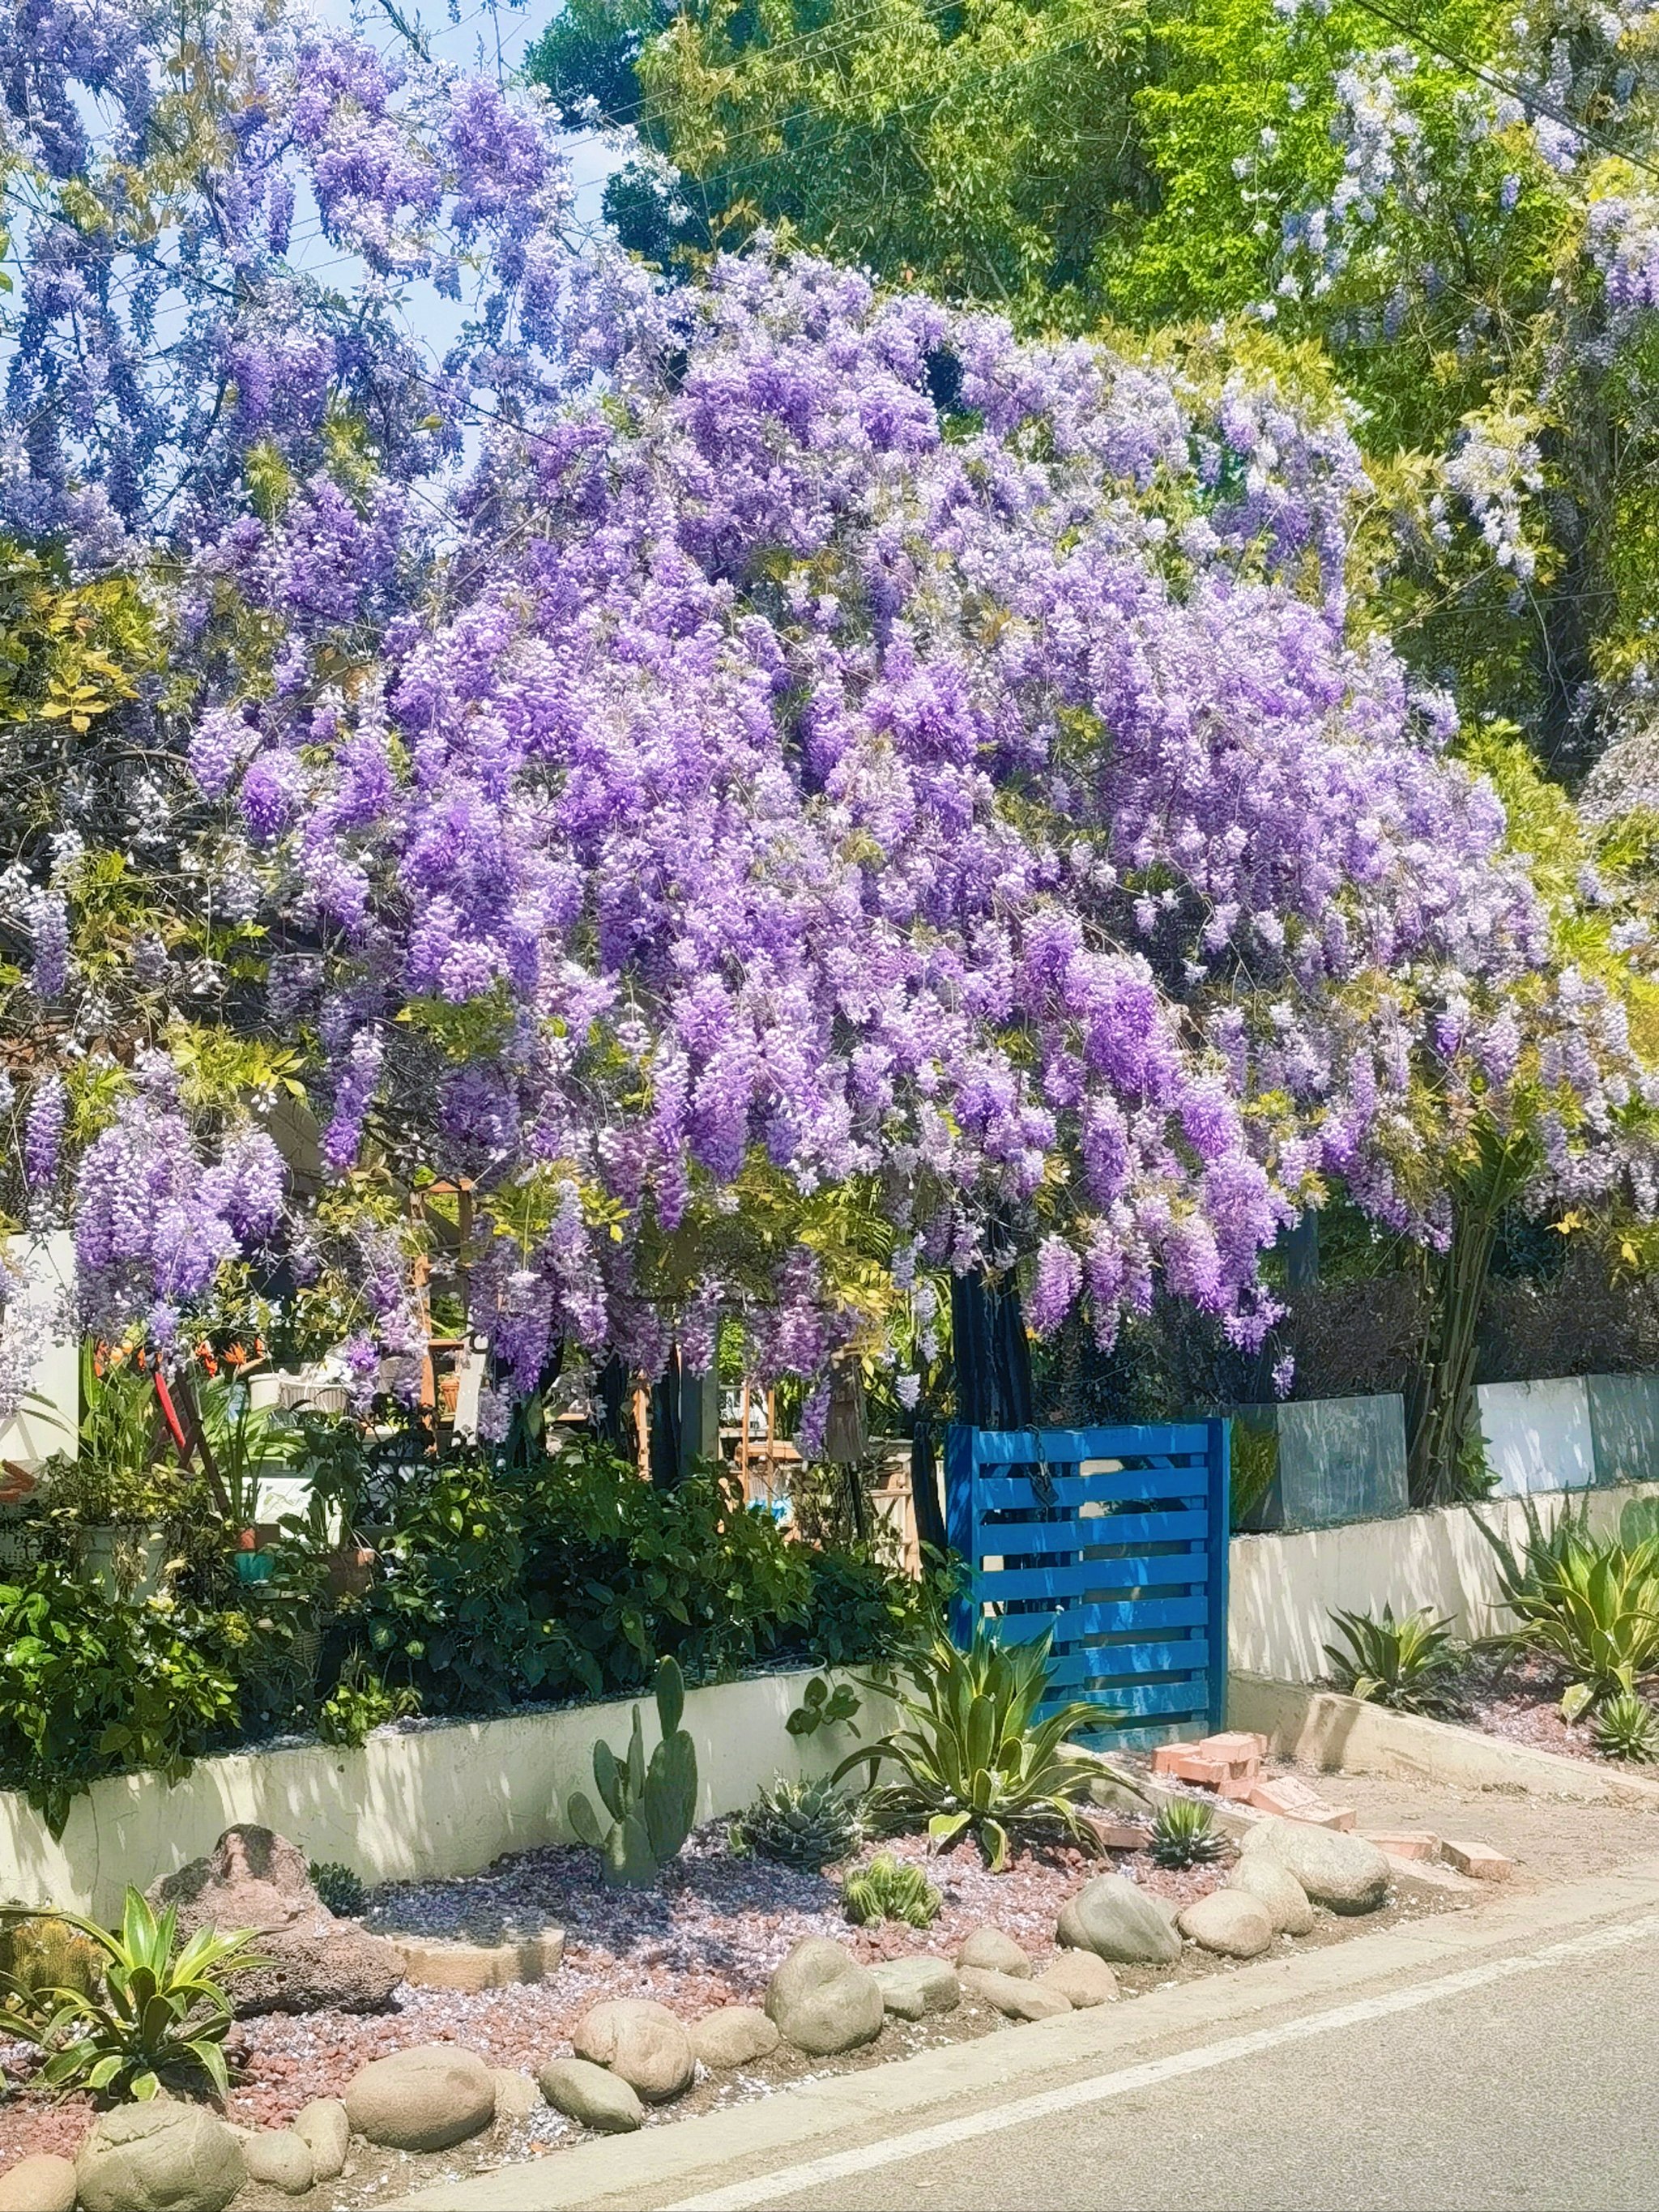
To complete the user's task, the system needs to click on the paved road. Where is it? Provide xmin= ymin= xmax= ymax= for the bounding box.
xmin=727 ymin=1924 xmax=1659 ymax=2212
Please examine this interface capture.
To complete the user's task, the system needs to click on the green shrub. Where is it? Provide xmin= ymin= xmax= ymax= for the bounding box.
xmin=316 ymin=1658 xmax=420 ymax=1748
xmin=1148 ymin=1797 xmax=1226 ymax=1869
xmin=0 ymin=1567 xmax=240 ymax=1838
xmin=842 ymin=1854 xmax=940 ymax=1929
xmin=308 ymin=1862 xmax=366 ymax=1916
xmin=839 ymin=1626 xmax=1141 ymax=1871
xmin=732 ymin=1777 xmax=864 ymax=1870
xmin=1322 ymin=1605 xmax=1462 ymax=1715
xmin=0 ymin=1887 xmax=262 ymax=2102
xmin=357 ymin=1439 xmax=928 ymax=1713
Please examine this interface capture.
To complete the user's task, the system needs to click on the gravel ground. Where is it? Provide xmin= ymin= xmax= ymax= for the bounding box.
xmin=1447 ymin=1647 xmax=1659 ymax=1771
xmin=0 ymin=1811 xmax=1369 ymax=2180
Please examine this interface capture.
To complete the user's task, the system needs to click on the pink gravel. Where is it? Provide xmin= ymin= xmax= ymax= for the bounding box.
xmin=1454 ymin=1647 xmax=1659 ymax=1770
xmin=0 ymin=1813 xmax=1230 ymax=2155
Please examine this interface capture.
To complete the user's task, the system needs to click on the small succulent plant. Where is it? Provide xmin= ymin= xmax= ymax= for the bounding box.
xmin=1591 ymin=1687 xmax=1658 ymax=1764
xmin=732 ymin=1777 xmax=864 ymax=1871
xmin=566 ymin=1657 xmax=699 ymax=1887
xmin=1148 ymin=1797 xmax=1227 ymax=1869
xmin=309 ymin=1861 xmax=366 ymax=1918
xmin=841 ymin=1853 xmax=941 ymax=1929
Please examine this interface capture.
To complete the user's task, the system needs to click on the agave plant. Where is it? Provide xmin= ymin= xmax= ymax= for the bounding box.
xmin=1591 ymin=1688 xmax=1659 ymax=1764
xmin=1504 ymin=1536 xmax=1659 ymax=1721
xmin=833 ymin=1626 xmax=1138 ymax=1872
xmin=734 ymin=1777 xmax=864 ymax=1872
xmin=1322 ymin=1605 xmax=1462 ymax=1715
xmin=1148 ymin=1798 xmax=1226 ymax=1869
xmin=0 ymin=1887 xmax=265 ymax=2101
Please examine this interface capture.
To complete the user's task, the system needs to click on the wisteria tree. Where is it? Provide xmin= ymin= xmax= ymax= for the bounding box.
xmin=1 ymin=0 xmax=1653 ymax=1503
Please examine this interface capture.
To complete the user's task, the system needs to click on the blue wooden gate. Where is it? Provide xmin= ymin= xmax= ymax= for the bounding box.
xmin=944 ymin=1419 xmax=1230 ymax=1748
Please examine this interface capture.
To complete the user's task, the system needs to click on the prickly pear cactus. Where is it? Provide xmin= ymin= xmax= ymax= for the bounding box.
xmin=566 ymin=1657 xmax=699 ymax=1887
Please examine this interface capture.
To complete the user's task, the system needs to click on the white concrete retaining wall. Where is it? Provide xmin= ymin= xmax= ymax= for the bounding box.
xmin=1226 ymin=1479 xmax=1659 ymax=1684
xmin=0 ymin=1666 xmax=886 ymax=1920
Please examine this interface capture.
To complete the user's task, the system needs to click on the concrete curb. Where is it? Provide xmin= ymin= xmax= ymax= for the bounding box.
xmin=384 ymin=1856 xmax=1659 ymax=2211
xmin=1227 ymin=1672 xmax=1659 ymax=1809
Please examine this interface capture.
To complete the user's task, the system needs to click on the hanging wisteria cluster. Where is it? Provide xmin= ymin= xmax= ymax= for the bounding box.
xmin=0 ymin=0 xmax=1652 ymax=1409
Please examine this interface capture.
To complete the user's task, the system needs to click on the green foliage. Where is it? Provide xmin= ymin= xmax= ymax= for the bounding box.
xmin=315 ymin=1658 xmax=420 ymax=1749
xmin=36 ymin=1345 xmax=187 ymax=1527
xmin=1591 ymin=1688 xmax=1659 ymax=1764
xmin=1504 ymin=1536 xmax=1659 ymax=1720
xmin=1322 ymin=1605 xmax=1463 ymax=1715
xmin=838 ymin=1626 xmax=1139 ymax=1871
xmin=1148 ymin=1796 xmax=1226 ymax=1869
xmin=841 ymin=1852 xmax=940 ymax=1929
xmin=0 ymin=1887 xmax=262 ymax=2102
xmin=1620 ymin=1498 xmax=1659 ymax=1552
xmin=566 ymin=1658 xmax=700 ymax=1886
xmin=195 ymin=1373 xmax=304 ymax=1529
xmin=359 ymin=1438 xmax=928 ymax=1712
xmin=308 ymin=1861 xmax=366 ymax=1917
xmin=0 ymin=1566 xmax=240 ymax=1838
xmin=731 ymin=1775 xmax=864 ymax=1870
xmin=786 ymin=1674 xmax=862 ymax=1737
xmin=0 ymin=1912 xmax=101 ymax=2000
xmin=1473 ymin=1489 xmax=1597 ymax=1615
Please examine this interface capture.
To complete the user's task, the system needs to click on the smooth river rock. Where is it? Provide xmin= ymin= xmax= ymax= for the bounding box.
xmin=343 ymin=2042 xmax=497 ymax=2151
xmin=693 ymin=2006 xmax=783 ymax=2069
xmin=872 ymin=1955 xmax=962 ymax=2018
xmin=572 ymin=1997 xmax=695 ymax=2102
xmin=538 ymin=2056 xmax=645 ymax=2133
xmin=1227 ymin=1852 xmax=1316 ymax=1936
xmin=955 ymin=1927 xmax=1032 ymax=1978
xmin=960 ymin=1966 xmax=1072 ymax=2022
xmin=1177 ymin=1890 xmax=1275 ymax=1959
xmin=77 ymin=2103 xmax=245 ymax=2212
xmin=765 ymin=1937 xmax=885 ymax=2055
xmin=1056 ymin=1874 xmax=1182 ymax=1965
xmin=1241 ymin=1817 xmax=1390 ymax=1914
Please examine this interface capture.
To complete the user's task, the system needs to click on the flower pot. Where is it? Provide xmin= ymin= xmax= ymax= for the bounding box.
xmin=77 ymin=1524 xmax=174 ymax=1601
xmin=233 ymin=1548 xmax=275 ymax=1585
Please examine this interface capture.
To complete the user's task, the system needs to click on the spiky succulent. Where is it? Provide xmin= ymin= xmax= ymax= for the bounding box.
xmin=1591 ymin=1688 xmax=1659 ymax=1764
xmin=842 ymin=1854 xmax=941 ymax=1929
xmin=309 ymin=1862 xmax=366 ymax=1918
xmin=1149 ymin=1797 xmax=1227 ymax=1869
xmin=734 ymin=1777 xmax=864 ymax=1872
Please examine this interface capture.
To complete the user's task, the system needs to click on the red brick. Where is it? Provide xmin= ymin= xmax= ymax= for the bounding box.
xmin=1218 ymin=1775 xmax=1259 ymax=1801
xmin=1196 ymin=1731 xmax=1269 ymax=1770
xmin=1363 ymin=1830 xmax=1439 ymax=1861
xmin=1087 ymin=1818 xmax=1148 ymax=1852
xmin=1248 ymin=1775 xmax=1356 ymax=1829
xmin=1150 ymin=1745 xmax=1230 ymax=1788
xmin=1440 ymin=1838 xmax=1513 ymax=1882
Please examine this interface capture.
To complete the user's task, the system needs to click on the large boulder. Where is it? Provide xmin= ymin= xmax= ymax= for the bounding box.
xmin=1035 ymin=1951 xmax=1119 ymax=2008
xmin=960 ymin=1966 xmax=1071 ymax=2021
xmin=539 ymin=2056 xmax=645 ymax=2133
xmin=147 ymin=1825 xmax=402 ymax=2015
xmin=692 ymin=2007 xmax=783 ymax=2069
xmin=236 ymin=2129 xmax=314 ymax=2197
xmin=77 ymin=2103 xmax=245 ymax=2212
xmin=1242 ymin=1817 xmax=1390 ymax=1915
xmin=1177 ymin=1890 xmax=1274 ymax=1959
xmin=765 ymin=1937 xmax=885 ymax=2055
xmin=572 ymin=1998 xmax=695 ymax=2102
xmin=0 ymin=2154 xmax=76 ymax=2212
xmin=871 ymin=1956 xmax=962 ymax=2019
xmin=343 ymin=2043 xmax=497 ymax=2151
xmin=1056 ymin=1874 xmax=1181 ymax=1965
xmin=955 ymin=1927 xmax=1031 ymax=1978
xmin=291 ymin=2098 xmax=350 ymax=2181
xmin=1227 ymin=1853 xmax=1315 ymax=1936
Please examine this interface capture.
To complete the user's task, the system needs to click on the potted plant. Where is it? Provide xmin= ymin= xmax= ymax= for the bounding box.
xmin=38 ymin=1345 xmax=189 ymax=1600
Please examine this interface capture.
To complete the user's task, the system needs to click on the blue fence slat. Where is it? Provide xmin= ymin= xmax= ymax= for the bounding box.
xmin=990 ymin=1593 xmax=1211 ymax=1642
xmin=965 ymin=1422 xmax=1215 ymax=1464
xmin=945 ymin=1416 xmax=1230 ymax=1749
xmin=970 ymin=1509 xmax=1209 ymax=1557
xmin=976 ymin=1468 xmax=1208 ymax=1511
xmin=983 ymin=1556 xmax=1209 ymax=1602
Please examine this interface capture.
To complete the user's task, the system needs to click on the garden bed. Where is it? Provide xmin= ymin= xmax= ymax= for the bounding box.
xmin=1444 ymin=1647 xmax=1659 ymax=1775
xmin=0 ymin=1815 xmax=1468 ymax=2205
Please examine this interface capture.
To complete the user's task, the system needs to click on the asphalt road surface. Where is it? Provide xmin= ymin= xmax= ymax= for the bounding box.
xmin=679 ymin=1918 xmax=1659 ymax=2212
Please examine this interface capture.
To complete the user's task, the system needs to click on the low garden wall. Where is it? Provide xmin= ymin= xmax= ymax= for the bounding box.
xmin=1226 ymin=1477 xmax=1659 ymax=1683
xmin=0 ymin=1664 xmax=885 ymax=1920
